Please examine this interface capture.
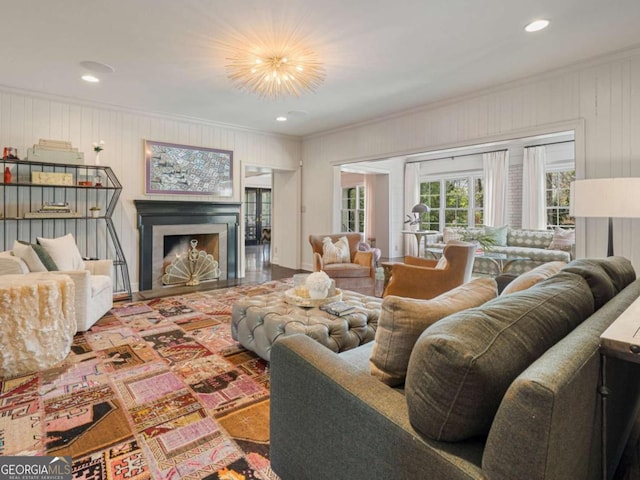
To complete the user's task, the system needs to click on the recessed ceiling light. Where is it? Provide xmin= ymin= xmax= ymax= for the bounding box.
xmin=276 ymin=116 xmax=287 ymax=122
xmin=79 ymin=60 xmax=115 ymax=74
xmin=81 ymin=74 xmax=100 ymax=83
xmin=525 ymin=19 xmax=550 ymax=32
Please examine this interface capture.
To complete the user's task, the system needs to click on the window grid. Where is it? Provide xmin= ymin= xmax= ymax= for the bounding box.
xmin=546 ymin=169 xmax=575 ymax=228
xmin=341 ymin=185 xmax=365 ymax=233
xmin=419 ymin=181 xmax=440 ymax=231
xmin=420 ymin=175 xmax=483 ymax=231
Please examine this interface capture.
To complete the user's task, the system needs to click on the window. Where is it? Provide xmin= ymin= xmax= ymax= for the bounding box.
xmin=444 ymin=178 xmax=469 ymax=226
xmin=419 ymin=174 xmax=483 ymax=230
xmin=419 ymin=181 xmax=440 ymax=230
xmin=546 ymin=169 xmax=575 ymax=228
xmin=341 ymin=185 xmax=365 ymax=233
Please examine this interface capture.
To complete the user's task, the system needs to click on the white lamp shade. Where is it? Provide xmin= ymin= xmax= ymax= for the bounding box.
xmin=570 ymin=178 xmax=640 ymax=218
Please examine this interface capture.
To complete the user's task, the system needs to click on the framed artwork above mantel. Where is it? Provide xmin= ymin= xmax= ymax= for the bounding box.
xmin=144 ymin=140 xmax=233 ymax=197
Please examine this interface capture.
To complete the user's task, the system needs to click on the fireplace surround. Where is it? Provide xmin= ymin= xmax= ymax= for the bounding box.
xmin=134 ymin=200 xmax=240 ymax=291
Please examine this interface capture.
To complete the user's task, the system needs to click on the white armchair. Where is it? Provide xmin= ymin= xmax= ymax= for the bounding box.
xmin=0 ymin=250 xmax=113 ymax=331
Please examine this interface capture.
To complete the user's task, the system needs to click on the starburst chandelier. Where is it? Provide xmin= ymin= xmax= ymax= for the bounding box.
xmin=226 ymin=41 xmax=325 ymax=99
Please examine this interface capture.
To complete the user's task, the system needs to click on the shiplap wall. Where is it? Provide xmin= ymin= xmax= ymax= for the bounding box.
xmin=0 ymin=88 xmax=301 ymax=291
xmin=302 ymin=47 xmax=640 ymax=271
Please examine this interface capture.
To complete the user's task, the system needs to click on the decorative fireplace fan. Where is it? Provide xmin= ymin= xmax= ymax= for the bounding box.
xmin=162 ymin=239 xmax=221 ymax=286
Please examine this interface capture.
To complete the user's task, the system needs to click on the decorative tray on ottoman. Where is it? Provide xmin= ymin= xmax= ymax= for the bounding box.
xmin=283 ymin=288 xmax=343 ymax=308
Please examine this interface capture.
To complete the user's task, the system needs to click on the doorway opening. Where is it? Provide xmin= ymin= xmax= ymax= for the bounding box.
xmin=244 ymin=166 xmax=272 ymax=273
xmin=245 ymin=187 xmax=271 ymax=245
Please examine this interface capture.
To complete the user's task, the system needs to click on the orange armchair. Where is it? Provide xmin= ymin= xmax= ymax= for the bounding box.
xmin=383 ymin=241 xmax=475 ymax=300
xmin=309 ymin=233 xmax=376 ymax=296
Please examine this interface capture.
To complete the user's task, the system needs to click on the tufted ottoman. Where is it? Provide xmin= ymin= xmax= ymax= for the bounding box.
xmin=231 ymin=290 xmax=382 ymax=361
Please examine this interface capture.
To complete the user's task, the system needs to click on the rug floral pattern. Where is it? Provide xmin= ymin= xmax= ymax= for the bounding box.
xmin=0 ymin=280 xmax=291 ymax=479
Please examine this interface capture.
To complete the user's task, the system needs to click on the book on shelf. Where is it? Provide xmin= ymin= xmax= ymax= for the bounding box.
xmin=39 ymin=202 xmax=71 ymax=211
xmin=24 ymin=211 xmax=81 ymax=219
xmin=320 ymin=301 xmax=357 ymax=316
xmin=42 ymin=202 xmax=70 ymax=208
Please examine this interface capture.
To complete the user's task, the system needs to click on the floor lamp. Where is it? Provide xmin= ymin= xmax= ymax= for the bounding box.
xmin=570 ymin=178 xmax=640 ymax=256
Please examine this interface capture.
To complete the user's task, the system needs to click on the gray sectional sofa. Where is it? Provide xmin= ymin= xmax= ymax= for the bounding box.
xmin=270 ymin=257 xmax=640 ymax=480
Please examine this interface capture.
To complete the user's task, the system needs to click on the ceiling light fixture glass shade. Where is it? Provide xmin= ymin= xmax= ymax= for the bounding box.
xmin=525 ymin=19 xmax=550 ymax=32
xmin=226 ymin=42 xmax=325 ymax=99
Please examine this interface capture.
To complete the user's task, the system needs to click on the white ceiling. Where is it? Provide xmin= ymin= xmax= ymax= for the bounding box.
xmin=2 ymin=0 xmax=640 ymax=137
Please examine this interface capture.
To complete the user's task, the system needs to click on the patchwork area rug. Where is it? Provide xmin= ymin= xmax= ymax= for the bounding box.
xmin=0 ymin=280 xmax=292 ymax=479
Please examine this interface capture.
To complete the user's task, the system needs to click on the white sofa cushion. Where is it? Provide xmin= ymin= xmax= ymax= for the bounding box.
xmin=37 ymin=233 xmax=85 ymax=271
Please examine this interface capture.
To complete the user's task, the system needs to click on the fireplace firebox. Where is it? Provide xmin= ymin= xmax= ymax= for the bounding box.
xmin=134 ymin=200 xmax=240 ymax=291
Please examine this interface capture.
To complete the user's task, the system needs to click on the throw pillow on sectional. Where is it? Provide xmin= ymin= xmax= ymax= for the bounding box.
xmin=562 ymin=259 xmax=617 ymax=310
xmin=369 ymin=277 xmax=498 ymax=386
xmin=405 ymin=271 xmax=594 ymax=442
xmin=484 ymin=225 xmax=509 ymax=247
xmin=588 ymin=257 xmax=636 ymax=293
xmin=500 ymin=261 xmax=566 ymax=295
xmin=547 ymin=227 xmax=575 ymax=251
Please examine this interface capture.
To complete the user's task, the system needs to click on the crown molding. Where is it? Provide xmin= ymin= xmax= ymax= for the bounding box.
xmin=0 ymin=84 xmax=301 ymax=141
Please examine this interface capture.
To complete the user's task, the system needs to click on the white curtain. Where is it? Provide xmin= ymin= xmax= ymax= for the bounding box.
xmin=364 ymin=174 xmax=376 ymax=243
xmin=482 ymin=151 xmax=509 ymax=227
xmin=522 ymin=146 xmax=547 ymax=230
xmin=404 ymin=162 xmax=420 ymax=256
xmin=333 ymin=166 xmax=342 ymax=232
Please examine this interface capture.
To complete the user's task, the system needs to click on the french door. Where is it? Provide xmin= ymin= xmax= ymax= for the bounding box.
xmin=244 ymin=188 xmax=271 ymax=245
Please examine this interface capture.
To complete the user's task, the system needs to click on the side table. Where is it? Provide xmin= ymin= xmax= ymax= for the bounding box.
xmin=0 ymin=273 xmax=76 ymax=377
xmin=401 ymin=230 xmax=439 ymax=257
xmin=599 ymin=296 xmax=640 ymax=480
xmin=381 ymin=261 xmax=396 ymax=292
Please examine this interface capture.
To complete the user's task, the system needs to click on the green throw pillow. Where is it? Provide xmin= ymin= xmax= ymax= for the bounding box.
xmin=485 ymin=225 xmax=509 ymax=247
xmin=405 ymin=271 xmax=594 ymax=441
xmin=562 ymin=260 xmax=617 ymax=310
xmin=574 ymin=257 xmax=636 ymax=293
xmin=14 ymin=240 xmax=59 ymax=271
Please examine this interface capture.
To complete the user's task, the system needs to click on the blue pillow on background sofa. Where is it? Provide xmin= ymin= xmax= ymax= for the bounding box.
xmin=484 ymin=225 xmax=508 ymax=246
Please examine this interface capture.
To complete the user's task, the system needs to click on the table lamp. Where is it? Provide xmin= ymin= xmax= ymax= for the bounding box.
xmin=570 ymin=178 xmax=640 ymax=256
xmin=411 ymin=203 xmax=430 ymax=224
